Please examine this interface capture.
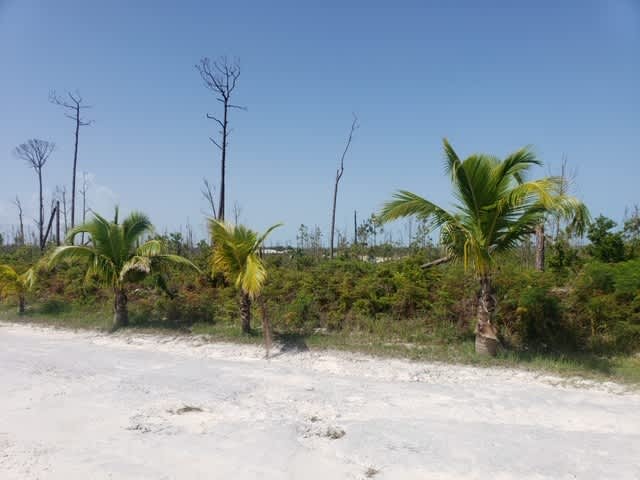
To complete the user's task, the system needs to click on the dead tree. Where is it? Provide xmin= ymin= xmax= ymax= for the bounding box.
xmin=201 ymin=177 xmax=217 ymax=218
xmin=330 ymin=114 xmax=359 ymax=259
xmin=55 ymin=201 xmax=61 ymax=245
xmin=50 ymin=90 xmax=93 ymax=228
xmin=61 ymin=186 xmax=69 ymax=233
xmin=43 ymin=203 xmax=58 ymax=248
xmin=53 ymin=185 xmax=69 ymax=234
xmin=353 ymin=210 xmax=358 ymax=245
xmin=233 ymin=201 xmax=242 ymax=225
xmin=12 ymin=196 xmax=25 ymax=246
xmin=79 ymin=172 xmax=89 ymax=243
xmin=195 ymin=57 xmax=245 ymax=221
xmin=14 ymin=139 xmax=55 ymax=250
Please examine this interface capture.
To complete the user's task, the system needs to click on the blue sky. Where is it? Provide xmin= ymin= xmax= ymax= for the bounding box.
xmin=1 ymin=0 xmax=639 ymax=245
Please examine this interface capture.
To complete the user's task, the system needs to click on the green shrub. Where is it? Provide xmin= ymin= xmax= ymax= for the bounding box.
xmin=39 ymin=299 xmax=71 ymax=315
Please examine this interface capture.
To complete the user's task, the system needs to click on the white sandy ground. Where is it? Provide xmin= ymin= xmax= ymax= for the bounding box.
xmin=1 ymin=322 xmax=639 ymax=480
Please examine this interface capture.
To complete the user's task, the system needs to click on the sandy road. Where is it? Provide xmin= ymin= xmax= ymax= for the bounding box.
xmin=1 ymin=321 xmax=639 ymax=479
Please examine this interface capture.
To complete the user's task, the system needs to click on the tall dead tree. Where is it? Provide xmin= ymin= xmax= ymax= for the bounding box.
xmin=50 ymin=90 xmax=93 ymax=228
xmin=330 ymin=114 xmax=359 ymax=259
xmin=12 ymin=196 xmax=25 ymax=245
xmin=354 ymin=210 xmax=358 ymax=245
xmin=195 ymin=57 xmax=245 ymax=221
xmin=55 ymin=200 xmax=61 ymax=245
xmin=14 ymin=139 xmax=55 ymax=250
xmin=79 ymin=172 xmax=89 ymax=244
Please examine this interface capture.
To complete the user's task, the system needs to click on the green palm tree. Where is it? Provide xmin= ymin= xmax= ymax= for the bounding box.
xmin=380 ymin=139 xmax=589 ymax=355
xmin=209 ymin=219 xmax=282 ymax=334
xmin=48 ymin=209 xmax=199 ymax=331
xmin=0 ymin=265 xmax=36 ymax=314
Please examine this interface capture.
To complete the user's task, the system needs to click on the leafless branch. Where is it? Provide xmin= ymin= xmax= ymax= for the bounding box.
xmin=330 ymin=113 xmax=359 ymax=258
xmin=14 ymin=139 xmax=55 ymax=170
xmin=201 ymin=178 xmax=218 ymax=219
xmin=50 ymin=89 xmax=94 ymax=125
xmin=209 ymin=137 xmax=223 ymax=150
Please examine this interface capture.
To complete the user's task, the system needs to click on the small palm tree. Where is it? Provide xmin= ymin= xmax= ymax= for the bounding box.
xmin=380 ymin=139 xmax=589 ymax=355
xmin=0 ymin=265 xmax=36 ymax=314
xmin=209 ymin=219 xmax=282 ymax=334
xmin=48 ymin=209 xmax=199 ymax=331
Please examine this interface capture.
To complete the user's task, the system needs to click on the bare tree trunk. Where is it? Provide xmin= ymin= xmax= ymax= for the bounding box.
xmin=55 ymin=201 xmax=60 ymax=246
xmin=330 ymin=114 xmax=358 ymax=259
xmin=219 ymin=103 xmax=227 ymax=221
xmin=475 ymin=275 xmax=498 ymax=356
xmin=71 ymin=109 xmax=80 ymax=227
xmin=13 ymin=196 xmax=24 ymax=246
xmin=61 ymin=187 xmax=69 ymax=234
xmin=38 ymin=168 xmax=44 ymax=250
xmin=80 ymin=172 xmax=88 ymax=243
xmin=330 ymin=171 xmax=341 ymax=258
xmin=112 ymin=288 xmax=128 ymax=331
xmin=353 ymin=210 xmax=358 ymax=245
xmin=42 ymin=204 xmax=58 ymax=249
xmin=240 ymin=291 xmax=251 ymax=334
xmin=535 ymin=223 xmax=545 ymax=272
xmin=232 ymin=201 xmax=242 ymax=225
xmin=420 ymin=256 xmax=452 ymax=269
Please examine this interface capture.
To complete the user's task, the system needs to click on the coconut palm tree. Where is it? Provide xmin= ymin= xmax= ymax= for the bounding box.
xmin=380 ymin=139 xmax=589 ymax=355
xmin=0 ymin=265 xmax=36 ymax=314
xmin=209 ymin=219 xmax=282 ymax=334
xmin=48 ymin=209 xmax=199 ymax=331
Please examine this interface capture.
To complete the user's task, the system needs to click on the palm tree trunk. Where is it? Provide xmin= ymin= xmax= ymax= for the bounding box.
xmin=535 ymin=223 xmax=545 ymax=272
xmin=240 ymin=291 xmax=251 ymax=334
xmin=18 ymin=293 xmax=25 ymax=315
xmin=112 ymin=288 xmax=128 ymax=331
xmin=475 ymin=275 xmax=498 ymax=356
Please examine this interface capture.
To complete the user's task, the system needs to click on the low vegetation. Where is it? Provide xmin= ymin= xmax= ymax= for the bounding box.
xmin=2 ymin=228 xmax=640 ymax=384
xmin=2 ymin=143 xmax=639 ymax=384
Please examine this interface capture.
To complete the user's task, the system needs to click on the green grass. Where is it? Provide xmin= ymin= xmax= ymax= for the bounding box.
xmin=2 ymin=301 xmax=639 ymax=387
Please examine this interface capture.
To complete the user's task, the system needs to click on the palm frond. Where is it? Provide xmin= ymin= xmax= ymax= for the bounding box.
xmin=123 ymin=211 xmax=153 ymax=249
xmin=254 ymin=223 xmax=283 ymax=250
xmin=240 ymin=253 xmax=267 ymax=298
xmin=380 ymin=190 xmax=453 ymax=227
xmin=48 ymin=245 xmax=96 ymax=266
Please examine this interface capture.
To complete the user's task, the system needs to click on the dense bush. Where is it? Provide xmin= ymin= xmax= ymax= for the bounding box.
xmin=2 ymin=244 xmax=639 ymax=355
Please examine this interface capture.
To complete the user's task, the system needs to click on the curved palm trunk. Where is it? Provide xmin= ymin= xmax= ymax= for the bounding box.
xmin=240 ymin=291 xmax=251 ymax=334
xmin=113 ymin=288 xmax=129 ymax=331
xmin=475 ymin=275 xmax=498 ymax=356
xmin=18 ymin=293 xmax=25 ymax=315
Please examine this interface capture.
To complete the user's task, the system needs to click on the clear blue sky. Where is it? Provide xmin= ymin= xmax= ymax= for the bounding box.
xmin=1 ymin=0 xmax=639 ymax=244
